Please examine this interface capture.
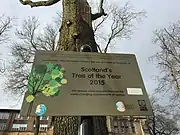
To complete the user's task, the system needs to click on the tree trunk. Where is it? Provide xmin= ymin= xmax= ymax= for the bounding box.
xmin=57 ymin=0 xmax=98 ymax=52
xmin=53 ymin=116 xmax=79 ymax=135
xmin=93 ymin=117 xmax=109 ymax=135
xmin=53 ymin=0 xmax=108 ymax=135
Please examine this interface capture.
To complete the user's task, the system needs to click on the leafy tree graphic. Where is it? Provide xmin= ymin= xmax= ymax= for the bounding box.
xmin=26 ymin=63 xmax=67 ymax=103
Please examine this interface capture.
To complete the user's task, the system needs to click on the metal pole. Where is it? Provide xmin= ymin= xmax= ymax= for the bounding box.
xmin=80 ymin=44 xmax=94 ymax=135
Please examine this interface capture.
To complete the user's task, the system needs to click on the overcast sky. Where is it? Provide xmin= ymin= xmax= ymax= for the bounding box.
xmin=1 ymin=0 xmax=180 ymax=109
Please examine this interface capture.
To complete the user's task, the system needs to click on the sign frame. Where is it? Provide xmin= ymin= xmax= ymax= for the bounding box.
xmin=20 ymin=51 xmax=153 ymax=117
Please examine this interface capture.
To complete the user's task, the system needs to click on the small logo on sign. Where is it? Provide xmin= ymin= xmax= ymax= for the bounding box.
xmin=138 ymin=100 xmax=148 ymax=111
xmin=116 ymin=101 xmax=126 ymax=112
xmin=35 ymin=104 xmax=47 ymax=116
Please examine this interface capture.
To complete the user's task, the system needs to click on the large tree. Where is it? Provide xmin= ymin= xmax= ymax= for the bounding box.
xmin=6 ymin=0 xmax=145 ymax=134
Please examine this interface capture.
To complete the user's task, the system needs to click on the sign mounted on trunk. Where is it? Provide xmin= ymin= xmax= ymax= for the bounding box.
xmin=20 ymin=51 xmax=153 ymax=116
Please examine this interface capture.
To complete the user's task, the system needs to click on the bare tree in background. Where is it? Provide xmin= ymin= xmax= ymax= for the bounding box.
xmin=5 ymin=16 xmax=60 ymax=135
xmin=0 ymin=15 xmax=13 ymax=43
xmin=6 ymin=16 xmax=59 ymax=96
xmin=147 ymin=97 xmax=179 ymax=135
xmin=6 ymin=0 xmax=146 ymax=134
xmin=150 ymin=21 xmax=180 ymax=108
xmin=0 ymin=15 xmax=14 ymax=73
xmin=93 ymin=2 xmax=145 ymax=53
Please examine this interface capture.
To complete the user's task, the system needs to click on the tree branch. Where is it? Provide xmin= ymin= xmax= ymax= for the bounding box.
xmin=164 ymin=28 xmax=180 ymax=45
xmin=147 ymin=97 xmax=180 ymax=135
xmin=93 ymin=15 xmax=108 ymax=32
xmin=6 ymin=15 xmax=60 ymax=98
xmin=96 ymin=44 xmax=102 ymax=53
xmin=19 ymin=0 xmax=60 ymax=8
xmin=104 ymin=18 xmax=125 ymax=53
xmin=0 ymin=16 xmax=14 ymax=43
xmin=91 ymin=0 xmax=107 ymax=20
xmin=94 ymin=2 xmax=145 ymax=53
xmin=155 ymin=32 xmax=180 ymax=91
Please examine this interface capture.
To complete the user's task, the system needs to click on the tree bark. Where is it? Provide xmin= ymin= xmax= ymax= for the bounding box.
xmin=57 ymin=0 xmax=98 ymax=52
xmin=53 ymin=0 xmax=108 ymax=135
xmin=53 ymin=116 xmax=79 ymax=135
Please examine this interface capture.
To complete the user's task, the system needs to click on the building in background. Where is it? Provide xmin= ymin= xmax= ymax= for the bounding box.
xmin=107 ymin=116 xmax=150 ymax=135
xmin=0 ymin=109 xmax=53 ymax=135
xmin=0 ymin=109 xmax=150 ymax=135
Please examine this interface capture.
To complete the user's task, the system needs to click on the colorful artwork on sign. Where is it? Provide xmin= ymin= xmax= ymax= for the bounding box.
xmin=26 ymin=63 xmax=67 ymax=103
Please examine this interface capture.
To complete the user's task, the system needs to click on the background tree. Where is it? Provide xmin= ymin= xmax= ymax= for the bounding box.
xmin=150 ymin=21 xmax=180 ymax=109
xmin=149 ymin=22 xmax=180 ymax=134
xmin=147 ymin=96 xmax=180 ymax=135
xmin=6 ymin=0 xmax=145 ymax=134
xmin=93 ymin=2 xmax=145 ymax=53
xmin=5 ymin=16 xmax=60 ymax=135
xmin=0 ymin=15 xmax=13 ymax=73
xmin=6 ymin=16 xmax=59 ymax=96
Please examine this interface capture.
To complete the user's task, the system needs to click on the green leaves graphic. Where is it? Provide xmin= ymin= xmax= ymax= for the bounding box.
xmin=26 ymin=63 xmax=67 ymax=103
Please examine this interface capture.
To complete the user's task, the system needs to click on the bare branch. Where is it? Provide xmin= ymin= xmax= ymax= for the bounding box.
xmin=0 ymin=15 xmax=14 ymax=73
xmin=0 ymin=15 xmax=14 ymax=44
xmin=6 ymin=15 xmax=60 ymax=97
xmin=94 ymin=2 xmax=146 ymax=53
xmin=104 ymin=14 xmax=126 ymax=53
xmin=15 ymin=16 xmax=40 ymax=51
xmin=96 ymin=44 xmax=102 ymax=53
xmin=164 ymin=28 xmax=180 ymax=45
xmin=150 ymin=21 xmax=180 ymax=106
xmin=93 ymin=15 xmax=108 ymax=32
xmin=91 ymin=0 xmax=107 ymax=20
xmin=147 ymin=96 xmax=180 ymax=135
xmin=19 ymin=0 xmax=60 ymax=8
xmin=4 ymin=63 xmax=29 ymax=97
xmin=36 ymin=23 xmax=59 ymax=51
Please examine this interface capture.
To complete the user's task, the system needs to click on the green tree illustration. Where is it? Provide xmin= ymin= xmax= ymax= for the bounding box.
xmin=26 ymin=63 xmax=67 ymax=103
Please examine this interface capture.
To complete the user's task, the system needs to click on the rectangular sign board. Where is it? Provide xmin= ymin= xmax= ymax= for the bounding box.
xmin=20 ymin=51 xmax=153 ymax=116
